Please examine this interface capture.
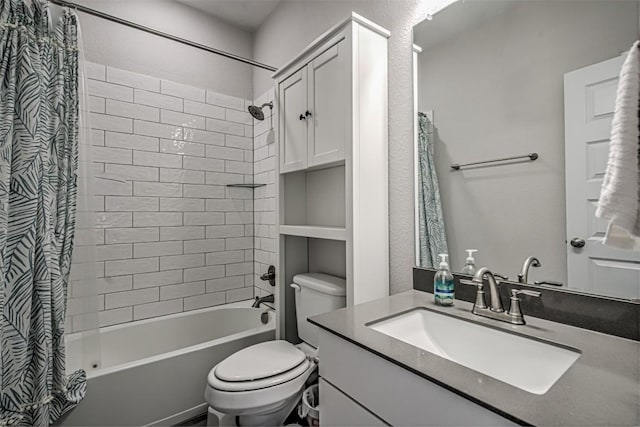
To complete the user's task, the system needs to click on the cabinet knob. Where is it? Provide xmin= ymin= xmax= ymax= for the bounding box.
xmin=305 ymin=110 xmax=312 ymax=118
xmin=299 ymin=113 xmax=306 ymax=121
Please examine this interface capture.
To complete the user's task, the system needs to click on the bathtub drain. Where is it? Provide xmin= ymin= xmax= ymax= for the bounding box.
xmin=260 ymin=312 xmax=269 ymax=325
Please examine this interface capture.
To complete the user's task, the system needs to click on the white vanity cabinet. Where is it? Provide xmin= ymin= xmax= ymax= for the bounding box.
xmin=275 ymin=13 xmax=390 ymax=341
xmin=319 ymin=379 xmax=387 ymax=426
xmin=318 ymin=329 xmax=517 ymax=426
xmin=279 ymin=42 xmax=348 ymax=173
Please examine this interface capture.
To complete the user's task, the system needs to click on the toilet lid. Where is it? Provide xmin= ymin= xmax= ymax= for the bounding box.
xmin=215 ymin=340 xmax=306 ymax=382
xmin=209 ymin=358 xmax=312 ymax=392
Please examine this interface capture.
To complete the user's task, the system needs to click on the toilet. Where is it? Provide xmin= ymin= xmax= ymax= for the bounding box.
xmin=205 ymin=273 xmax=346 ymax=426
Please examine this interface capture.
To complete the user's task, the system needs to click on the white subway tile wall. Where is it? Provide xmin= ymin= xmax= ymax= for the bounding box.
xmin=253 ymin=88 xmax=278 ymax=298
xmin=68 ymin=63 xmax=257 ymax=331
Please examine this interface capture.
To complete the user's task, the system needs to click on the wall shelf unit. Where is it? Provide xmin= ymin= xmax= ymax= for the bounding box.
xmin=281 ymin=164 xmax=346 ymax=230
xmin=274 ymin=12 xmax=390 ymax=341
xmin=279 ymin=225 xmax=347 ymax=241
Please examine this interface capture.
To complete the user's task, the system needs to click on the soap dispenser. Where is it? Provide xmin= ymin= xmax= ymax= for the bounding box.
xmin=434 ymin=254 xmax=455 ymax=306
xmin=462 ymin=249 xmax=478 ymax=275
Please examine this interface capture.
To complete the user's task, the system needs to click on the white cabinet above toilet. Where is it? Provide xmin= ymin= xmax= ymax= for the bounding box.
xmin=274 ymin=13 xmax=391 ymax=342
xmin=279 ymin=41 xmax=348 ymax=173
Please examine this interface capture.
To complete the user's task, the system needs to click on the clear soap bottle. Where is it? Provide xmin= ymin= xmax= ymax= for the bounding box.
xmin=434 ymin=254 xmax=455 ymax=306
xmin=462 ymin=249 xmax=478 ymax=275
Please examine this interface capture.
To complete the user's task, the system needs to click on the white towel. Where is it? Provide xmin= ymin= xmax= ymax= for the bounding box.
xmin=595 ymin=41 xmax=640 ymax=251
xmin=596 ymin=42 xmax=640 ymax=250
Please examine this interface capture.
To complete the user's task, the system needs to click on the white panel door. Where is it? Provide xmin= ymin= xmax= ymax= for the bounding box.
xmin=307 ymin=42 xmax=347 ymax=168
xmin=280 ymin=68 xmax=308 ymax=173
xmin=564 ymin=55 xmax=640 ymax=299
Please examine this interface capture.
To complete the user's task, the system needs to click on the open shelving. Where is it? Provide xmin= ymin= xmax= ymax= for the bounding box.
xmin=279 ymin=225 xmax=346 ymax=241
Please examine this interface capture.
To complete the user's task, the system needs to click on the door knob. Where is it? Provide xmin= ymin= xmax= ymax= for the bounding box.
xmin=570 ymin=238 xmax=586 ymax=248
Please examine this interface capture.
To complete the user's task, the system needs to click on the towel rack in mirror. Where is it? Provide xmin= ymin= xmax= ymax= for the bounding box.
xmin=451 ymin=152 xmax=539 ymax=171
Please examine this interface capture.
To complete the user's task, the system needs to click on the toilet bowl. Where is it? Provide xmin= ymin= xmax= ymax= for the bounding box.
xmin=205 ymin=273 xmax=346 ymax=426
xmin=205 ymin=340 xmax=316 ymax=426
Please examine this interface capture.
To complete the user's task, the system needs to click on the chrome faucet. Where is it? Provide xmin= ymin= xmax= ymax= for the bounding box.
xmin=518 ymin=256 xmax=541 ymax=284
xmin=461 ymin=267 xmax=541 ymax=325
xmin=475 ymin=267 xmax=504 ymax=312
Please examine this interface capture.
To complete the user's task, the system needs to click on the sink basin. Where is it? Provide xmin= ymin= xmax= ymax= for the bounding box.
xmin=367 ymin=308 xmax=580 ymax=395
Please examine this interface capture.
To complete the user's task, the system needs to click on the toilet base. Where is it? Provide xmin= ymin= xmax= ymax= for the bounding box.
xmin=207 ymin=389 xmax=302 ymax=427
xmin=207 ymin=407 xmax=235 ymax=427
xmin=240 ymin=389 xmax=302 ymax=426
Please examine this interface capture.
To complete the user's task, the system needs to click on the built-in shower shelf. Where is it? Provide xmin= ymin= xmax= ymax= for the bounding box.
xmin=279 ymin=225 xmax=347 ymax=241
xmin=226 ymin=183 xmax=267 ymax=188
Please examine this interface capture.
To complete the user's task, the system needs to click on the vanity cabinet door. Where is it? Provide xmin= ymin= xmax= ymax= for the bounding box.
xmin=319 ymin=379 xmax=387 ymax=426
xmin=307 ymin=41 xmax=347 ymax=168
xmin=279 ymin=68 xmax=308 ymax=173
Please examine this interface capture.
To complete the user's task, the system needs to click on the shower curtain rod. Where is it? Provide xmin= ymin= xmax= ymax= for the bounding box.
xmin=48 ymin=0 xmax=278 ymax=72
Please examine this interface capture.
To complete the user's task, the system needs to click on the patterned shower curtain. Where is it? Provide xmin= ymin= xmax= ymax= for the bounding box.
xmin=417 ymin=112 xmax=448 ymax=268
xmin=0 ymin=1 xmax=85 ymax=425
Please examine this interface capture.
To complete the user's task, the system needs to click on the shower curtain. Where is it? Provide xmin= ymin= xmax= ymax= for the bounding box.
xmin=0 ymin=1 xmax=85 ymax=425
xmin=417 ymin=112 xmax=448 ymax=268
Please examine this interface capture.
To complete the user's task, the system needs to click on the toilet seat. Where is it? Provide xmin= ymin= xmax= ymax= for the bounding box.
xmin=207 ymin=340 xmax=311 ymax=392
xmin=215 ymin=340 xmax=306 ymax=382
xmin=209 ymin=359 xmax=311 ymax=392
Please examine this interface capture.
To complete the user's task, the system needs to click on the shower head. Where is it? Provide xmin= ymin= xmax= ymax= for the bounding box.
xmin=247 ymin=101 xmax=273 ymax=121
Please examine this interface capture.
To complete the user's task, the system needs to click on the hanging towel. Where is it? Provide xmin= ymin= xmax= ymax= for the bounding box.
xmin=595 ymin=41 xmax=640 ymax=250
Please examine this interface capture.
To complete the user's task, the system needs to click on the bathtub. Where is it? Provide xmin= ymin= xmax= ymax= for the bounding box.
xmin=56 ymin=301 xmax=275 ymax=426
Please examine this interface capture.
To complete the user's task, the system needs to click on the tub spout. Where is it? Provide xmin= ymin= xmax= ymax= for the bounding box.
xmin=252 ymin=294 xmax=274 ymax=308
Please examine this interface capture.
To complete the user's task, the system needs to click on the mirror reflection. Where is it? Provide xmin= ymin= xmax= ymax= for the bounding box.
xmin=413 ymin=0 xmax=640 ymax=299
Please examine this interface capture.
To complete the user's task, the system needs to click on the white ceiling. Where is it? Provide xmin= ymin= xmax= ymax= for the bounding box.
xmin=176 ymin=0 xmax=281 ymax=32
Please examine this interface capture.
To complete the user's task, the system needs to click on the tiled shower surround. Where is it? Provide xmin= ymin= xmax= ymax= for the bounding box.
xmin=71 ymin=62 xmax=261 ymax=330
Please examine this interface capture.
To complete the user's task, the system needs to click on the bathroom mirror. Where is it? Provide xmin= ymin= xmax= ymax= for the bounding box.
xmin=413 ymin=0 xmax=640 ymax=300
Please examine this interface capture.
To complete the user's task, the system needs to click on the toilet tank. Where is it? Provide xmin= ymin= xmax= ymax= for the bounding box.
xmin=291 ymin=273 xmax=346 ymax=348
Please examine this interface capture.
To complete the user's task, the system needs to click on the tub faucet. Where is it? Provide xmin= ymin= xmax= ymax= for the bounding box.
xmin=252 ymin=294 xmax=274 ymax=308
xmin=518 ymin=256 xmax=541 ymax=284
xmin=461 ymin=267 xmax=541 ymax=325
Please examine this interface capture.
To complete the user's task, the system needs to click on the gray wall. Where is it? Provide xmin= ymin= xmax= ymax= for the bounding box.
xmin=416 ymin=0 xmax=638 ymax=282
xmin=70 ymin=0 xmax=255 ymax=99
xmin=253 ymin=0 xmax=431 ymax=294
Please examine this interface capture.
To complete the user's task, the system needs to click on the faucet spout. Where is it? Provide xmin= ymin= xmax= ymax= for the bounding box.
xmin=251 ymin=294 xmax=274 ymax=308
xmin=473 ymin=267 xmax=504 ymax=312
xmin=518 ymin=256 xmax=541 ymax=284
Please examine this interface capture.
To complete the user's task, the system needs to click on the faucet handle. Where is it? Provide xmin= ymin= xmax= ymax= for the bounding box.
xmin=494 ymin=273 xmax=509 ymax=281
xmin=459 ymin=279 xmax=488 ymax=309
xmin=534 ymin=280 xmax=563 ymax=287
xmin=511 ymin=289 xmax=541 ymax=298
xmin=507 ymin=289 xmax=541 ymax=325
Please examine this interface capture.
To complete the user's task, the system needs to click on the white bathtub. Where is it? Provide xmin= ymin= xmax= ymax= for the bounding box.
xmin=56 ymin=301 xmax=275 ymax=426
